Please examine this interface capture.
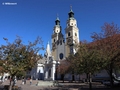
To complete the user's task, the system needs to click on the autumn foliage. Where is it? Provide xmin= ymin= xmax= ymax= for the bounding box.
xmin=0 ymin=36 xmax=44 ymax=77
xmin=66 ymin=22 xmax=120 ymax=87
xmin=57 ymin=60 xmax=71 ymax=82
xmin=91 ymin=22 xmax=120 ymax=86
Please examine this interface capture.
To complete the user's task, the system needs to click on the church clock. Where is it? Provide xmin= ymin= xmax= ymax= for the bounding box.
xmin=55 ymin=28 xmax=60 ymax=34
xmin=67 ymin=38 xmax=72 ymax=45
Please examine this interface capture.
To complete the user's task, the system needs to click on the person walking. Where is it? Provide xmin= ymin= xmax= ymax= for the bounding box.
xmin=9 ymin=77 xmax=12 ymax=85
xmin=30 ymin=78 xmax=32 ymax=85
xmin=24 ymin=78 xmax=26 ymax=84
xmin=22 ymin=78 xmax=24 ymax=85
xmin=13 ymin=76 xmax=17 ymax=86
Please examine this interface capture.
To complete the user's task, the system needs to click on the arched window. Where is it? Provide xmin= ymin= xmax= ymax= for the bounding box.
xmin=48 ymin=69 xmax=51 ymax=78
xmin=59 ymin=53 xmax=63 ymax=60
xmin=75 ymin=33 xmax=77 ymax=36
xmin=57 ymin=41 xmax=59 ymax=45
xmin=60 ymin=40 xmax=62 ymax=45
xmin=68 ymin=32 xmax=70 ymax=36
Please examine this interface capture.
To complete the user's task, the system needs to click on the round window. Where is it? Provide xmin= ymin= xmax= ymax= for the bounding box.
xmin=59 ymin=53 xmax=63 ymax=60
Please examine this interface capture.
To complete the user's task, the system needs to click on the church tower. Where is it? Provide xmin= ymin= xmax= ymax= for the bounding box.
xmin=44 ymin=42 xmax=51 ymax=58
xmin=65 ymin=7 xmax=79 ymax=57
xmin=51 ymin=17 xmax=65 ymax=60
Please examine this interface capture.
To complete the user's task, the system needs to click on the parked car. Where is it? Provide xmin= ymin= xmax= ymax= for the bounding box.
xmin=92 ymin=76 xmax=110 ymax=83
xmin=103 ymin=73 xmax=120 ymax=86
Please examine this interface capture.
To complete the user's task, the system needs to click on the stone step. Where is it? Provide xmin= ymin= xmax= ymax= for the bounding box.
xmin=37 ymin=81 xmax=53 ymax=86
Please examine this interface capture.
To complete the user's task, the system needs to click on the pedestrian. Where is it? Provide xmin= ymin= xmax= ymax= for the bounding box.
xmin=13 ymin=76 xmax=17 ymax=86
xmin=10 ymin=77 xmax=12 ymax=85
xmin=22 ymin=78 xmax=24 ymax=85
xmin=30 ymin=78 xmax=32 ymax=85
xmin=24 ymin=78 xmax=26 ymax=84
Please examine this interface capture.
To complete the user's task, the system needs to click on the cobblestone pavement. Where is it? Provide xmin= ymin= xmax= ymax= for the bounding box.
xmin=0 ymin=80 xmax=80 ymax=90
xmin=0 ymin=80 xmax=86 ymax=90
xmin=0 ymin=80 xmax=120 ymax=90
xmin=1 ymin=80 xmax=52 ymax=90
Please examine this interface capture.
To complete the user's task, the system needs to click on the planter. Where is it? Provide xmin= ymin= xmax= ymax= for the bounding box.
xmin=4 ymin=85 xmax=10 ymax=90
xmin=12 ymin=86 xmax=19 ymax=90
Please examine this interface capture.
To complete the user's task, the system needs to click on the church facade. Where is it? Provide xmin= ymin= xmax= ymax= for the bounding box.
xmin=51 ymin=8 xmax=79 ymax=60
xmin=30 ymin=8 xmax=80 ymax=80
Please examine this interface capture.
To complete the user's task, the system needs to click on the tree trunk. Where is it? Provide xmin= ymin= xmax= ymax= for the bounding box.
xmin=89 ymin=73 xmax=92 ymax=90
xmin=72 ymin=74 xmax=74 ymax=82
xmin=9 ymin=76 xmax=14 ymax=90
xmin=61 ymin=74 xmax=64 ymax=83
xmin=9 ymin=77 xmax=12 ymax=90
xmin=79 ymin=74 xmax=80 ymax=82
xmin=110 ymin=63 xmax=114 ymax=88
xmin=63 ymin=75 xmax=64 ymax=83
xmin=9 ymin=82 xmax=13 ymax=90
xmin=86 ymin=73 xmax=89 ymax=83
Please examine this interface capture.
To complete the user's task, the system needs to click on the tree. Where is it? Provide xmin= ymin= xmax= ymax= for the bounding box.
xmin=68 ymin=41 xmax=104 ymax=90
xmin=57 ymin=60 xmax=71 ymax=82
xmin=0 ymin=60 xmax=4 ymax=73
xmin=91 ymin=22 xmax=120 ymax=87
xmin=0 ymin=36 xmax=44 ymax=89
xmin=70 ymin=41 xmax=102 ymax=77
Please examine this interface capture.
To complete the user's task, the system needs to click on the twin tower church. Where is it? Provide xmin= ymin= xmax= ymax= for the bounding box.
xmin=30 ymin=8 xmax=80 ymax=80
xmin=52 ymin=8 xmax=79 ymax=60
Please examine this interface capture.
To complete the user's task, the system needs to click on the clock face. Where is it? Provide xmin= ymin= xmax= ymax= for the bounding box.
xmin=67 ymin=38 xmax=72 ymax=45
xmin=74 ymin=39 xmax=77 ymax=44
xmin=55 ymin=27 xmax=60 ymax=33
xmin=55 ymin=29 xmax=60 ymax=33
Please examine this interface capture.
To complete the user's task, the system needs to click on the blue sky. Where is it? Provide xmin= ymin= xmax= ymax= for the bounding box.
xmin=0 ymin=0 xmax=120 ymax=55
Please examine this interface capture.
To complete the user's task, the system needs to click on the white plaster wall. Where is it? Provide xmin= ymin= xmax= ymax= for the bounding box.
xmin=94 ymin=70 xmax=109 ymax=78
xmin=37 ymin=64 xmax=44 ymax=73
xmin=72 ymin=27 xmax=79 ymax=43
xmin=56 ymin=42 xmax=65 ymax=60
xmin=30 ymin=66 xmax=37 ymax=79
